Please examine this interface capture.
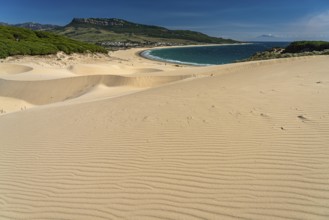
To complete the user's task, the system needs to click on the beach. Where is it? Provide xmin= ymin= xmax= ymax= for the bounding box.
xmin=1 ymin=48 xmax=329 ymax=219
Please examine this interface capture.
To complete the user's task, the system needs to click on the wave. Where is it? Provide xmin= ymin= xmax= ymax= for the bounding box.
xmin=140 ymin=50 xmax=212 ymax=66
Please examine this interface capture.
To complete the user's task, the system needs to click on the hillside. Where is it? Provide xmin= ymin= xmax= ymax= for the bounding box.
xmin=53 ymin=18 xmax=238 ymax=47
xmin=1 ymin=22 xmax=61 ymax=31
xmin=283 ymin=41 xmax=329 ymax=53
xmin=242 ymin=41 xmax=329 ymax=62
xmin=0 ymin=25 xmax=107 ymax=58
xmin=14 ymin=22 xmax=60 ymax=31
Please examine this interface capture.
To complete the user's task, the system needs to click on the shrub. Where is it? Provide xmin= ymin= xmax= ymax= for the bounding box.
xmin=0 ymin=25 xmax=107 ymax=58
xmin=284 ymin=41 xmax=329 ymax=53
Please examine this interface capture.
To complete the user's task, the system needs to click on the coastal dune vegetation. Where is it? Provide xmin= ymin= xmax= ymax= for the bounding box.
xmin=284 ymin=41 xmax=329 ymax=53
xmin=245 ymin=41 xmax=329 ymax=61
xmin=0 ymin=25 xmax=107 ymax=58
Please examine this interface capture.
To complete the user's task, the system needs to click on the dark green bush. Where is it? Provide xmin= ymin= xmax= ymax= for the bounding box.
xmin=284 ymin=41 xmax=329 ymax=53
xmin=0 ymin=25 xmax=107 ymax=58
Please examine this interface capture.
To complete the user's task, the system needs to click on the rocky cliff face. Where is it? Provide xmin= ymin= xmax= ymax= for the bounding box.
xmin=71 ymin=18 xmax=131 ymax=27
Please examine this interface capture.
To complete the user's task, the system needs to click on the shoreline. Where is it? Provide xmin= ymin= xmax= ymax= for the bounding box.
xmin=137 ymin=42 xmax=263 ymax=66
xmin=138 ymin=49 xmax=209 ymax=67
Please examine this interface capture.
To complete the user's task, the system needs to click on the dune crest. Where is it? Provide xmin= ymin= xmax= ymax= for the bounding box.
xmin=0 ymin=64 xmax=33 ymax=74
xmin=0 ymin=74 xmax=190 ymax=107
xmin=0 ymin=51 xmax=193 ymax=113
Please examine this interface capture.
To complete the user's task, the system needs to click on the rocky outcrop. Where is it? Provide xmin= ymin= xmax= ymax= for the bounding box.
xmin=71 ymin=18 xmax=130 ymax=27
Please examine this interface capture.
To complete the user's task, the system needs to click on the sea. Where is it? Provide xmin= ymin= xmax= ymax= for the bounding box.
xmin=141 ymin=42 xmax=291 ymax=66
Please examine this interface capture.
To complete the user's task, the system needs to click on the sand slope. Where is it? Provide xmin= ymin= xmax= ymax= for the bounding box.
xmin=0 ymin=51 xmax=329 ymax=219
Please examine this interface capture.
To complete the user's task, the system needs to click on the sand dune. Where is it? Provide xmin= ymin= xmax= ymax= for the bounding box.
xmin=0 ymin=50 xmax=329 ymax=219
xmin=0 ymin=53 xmax=192 ymax=112
xmin=69 ymin=64 xmax=164 ymax=76
xmin=0 ymin=74 xmax=190 ymax=106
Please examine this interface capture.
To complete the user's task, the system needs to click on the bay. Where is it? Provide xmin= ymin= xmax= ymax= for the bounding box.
xmin=141 ymin=42 xmax=290 ymax=66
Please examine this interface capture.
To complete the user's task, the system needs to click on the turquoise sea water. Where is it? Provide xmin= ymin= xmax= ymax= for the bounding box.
xmin=141 ymin=42 xmax=290 ymax=66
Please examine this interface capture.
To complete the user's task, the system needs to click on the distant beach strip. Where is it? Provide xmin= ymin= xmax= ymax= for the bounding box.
xmin=141 ymin=42 xmax=290 ymax=66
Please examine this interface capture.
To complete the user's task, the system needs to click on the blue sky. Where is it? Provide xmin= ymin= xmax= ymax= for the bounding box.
xmin=1 ymin=0 xmax=329 ymax=41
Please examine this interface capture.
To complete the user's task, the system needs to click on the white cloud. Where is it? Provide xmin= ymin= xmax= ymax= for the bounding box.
xmin=277 ymin=10 xmax=329 ymax=40
xmin=306 ymin=10 xmax=329 ymax=30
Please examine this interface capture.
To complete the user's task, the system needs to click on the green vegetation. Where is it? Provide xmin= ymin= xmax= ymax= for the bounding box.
xmin=242 ymin=41 xmax=329 ymax=62
xmin=53 ymin=18 xmax=238 ymax=45
xmin=284 ymin=41 xmax=329 ymax=53
xmin=0 ymin=25 xmax=107 ymax=58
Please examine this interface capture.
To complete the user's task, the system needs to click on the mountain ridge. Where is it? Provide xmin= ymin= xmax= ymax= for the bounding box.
xmin=14 ymin=22 xmax=60 ymax=31
xmin=1 ymin=18 xmax=239 ymax=48
xmin=56 ymin=17 xmax=239 ymax=47
xmin=0 ymin=22 xmax=60 ymax=31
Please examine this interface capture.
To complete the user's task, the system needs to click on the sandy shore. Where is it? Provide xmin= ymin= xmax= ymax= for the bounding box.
xmin=1 ymin=49 xmax=329 ymax=219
